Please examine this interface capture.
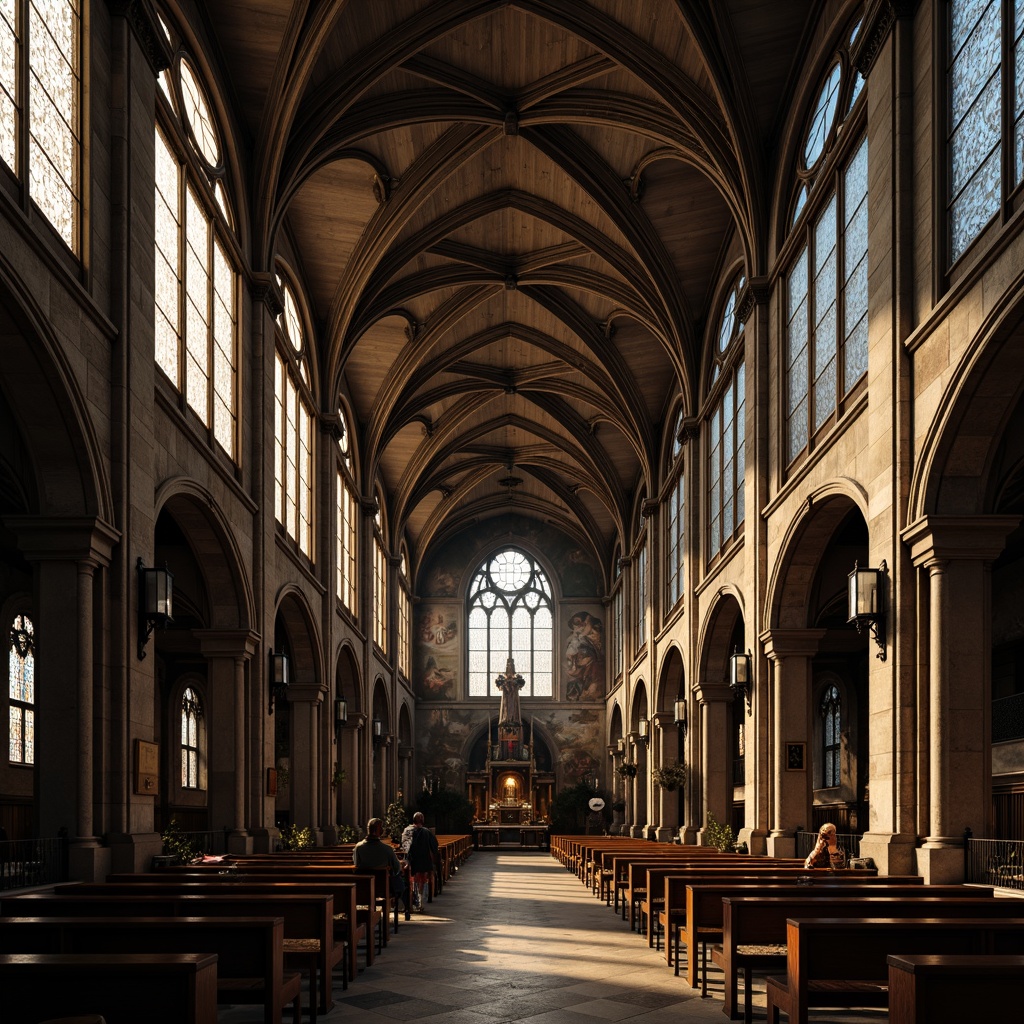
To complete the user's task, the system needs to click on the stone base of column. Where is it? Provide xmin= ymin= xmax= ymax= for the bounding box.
xmin=629 ymin=824 xmax=645 ymax=838
xmin=226 ymin=829 xmax=252 ymax=855
xmin=654 ymin=826 xmax=675 ymax=843
xmin=68 ymin=839 xmax=110 ymax=883
xmin=678 ymin=825 xmax=699 ymax=845
xmin=103 ymin=831 xmax=163 ymax=874
xmin=857 ymin=832 xmax=919 ymax=876
xmin=915 ymin=837 xmax=965 ymax=884
xmin=737 ymin=827 xmax=768 ymax=856
xmin=766 ymin=830 xmax=796 ymax=858
xmin=250 ymin=827 xmax=280 ymax=853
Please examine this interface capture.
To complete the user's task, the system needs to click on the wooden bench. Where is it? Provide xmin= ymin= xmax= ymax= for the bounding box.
xmin=710 ymin=887 xmax=999 ymax=1023
xmin=0 ymin=915 xmax=302 ymax=1024
xmin=0 ymin=952 xmax=218 ymax=1024
xmin=766 ymin=915 xmax=1024 ymax=1024
xmin=9 ymin=887 xmax=349 ymax=1010
xmin=887 ymin=953 xmax=1024 ymax=1024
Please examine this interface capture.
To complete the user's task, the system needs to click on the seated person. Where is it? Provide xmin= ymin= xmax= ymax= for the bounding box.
xmin=353 ymin=817 xmax=407 ymax=906
xmin=804 ymin=822 xmax=846 ymax=869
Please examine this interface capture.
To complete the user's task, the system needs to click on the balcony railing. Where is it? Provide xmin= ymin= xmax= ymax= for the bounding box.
xmin=964 ymin=834 xmax=1024 ymax=890
xmin=0 ymin=836 xmax=68 ymax=891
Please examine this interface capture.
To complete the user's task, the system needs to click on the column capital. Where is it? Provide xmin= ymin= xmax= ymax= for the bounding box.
xmin=285 ymin=682 xmax=327 ymax=704
xmin=196 ymin=629 xmax=261 ymax=659
xmin=903 ymin=514 xmax=1020 ymax=567
xmin=692 ymin=681 xmax=732 ymax=705
xmin=4 ymin=516 xmax=120 ymax=566
xmin=758 ymin=628 xmax=826 ymax=660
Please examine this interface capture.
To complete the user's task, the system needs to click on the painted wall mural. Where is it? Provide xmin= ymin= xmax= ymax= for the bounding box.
xmin=535 ymin=708 xmax=603 ymax=785
xmin=563 ymin=609 xmax=604 ymax=701
xmin=414 ymin=603 xmax=461 ymax=700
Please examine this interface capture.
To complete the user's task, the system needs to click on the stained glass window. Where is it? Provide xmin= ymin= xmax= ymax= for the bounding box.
xmin=821 ymin=684 xmax=841 ymax=787
xmin=155 ymin=21 xmax=237 ymax=461
xmin=180 ymin=686 xmax=203 ymax=789
xmin=946 ymin=0 xmax=1024 ymax=263
xmin=0 ymin=1 xmax=80 ymax=251
xmin=398 ymin=568 xmax=411 ymax=680
xmin=666 ymin=436 xmax=685 ymax=611
xmin=804 ymin=63 xmax=842 ymax=168
xmin=785 ymin=136 xmax=868 ymax=465
xmin=467 ymin=549 xmax=553 ymax=697
xmin=634 ymin=540 xmax=647 ymax=653
xmin=8 ymin=613 xmax=34 ymax=765
xmin=275 ymin=345 xmax=314 ymax=559
xmin=707 ymin=274 xmax=746 ymax=559
xmin=373 ymin=534 xmax=387 ymax=652
xmin=611 ymin=583 xmax=623 ymax=681
xmin=337 ymin=472 xmax=357 ymax=613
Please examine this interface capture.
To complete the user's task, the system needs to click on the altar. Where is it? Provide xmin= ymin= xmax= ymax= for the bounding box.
xmin=472 ymin=824 xmax=550 ymax=849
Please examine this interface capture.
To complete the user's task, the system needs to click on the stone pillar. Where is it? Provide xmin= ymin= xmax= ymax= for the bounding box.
xmin=653 ymin=711 xmax=678 ymax=841
xmin=627 ymin=731 xmax=644 ymax=837
xmin=760 ymin=630 xmax=825 ymax=857
xmin=287 ymin=681 xmax=327 ymax=836
xmin=196 ymin=630 xmax=258 ymax=853
xmin=904 ymin=515 xmax=1018 ymax=882
xmin=693 ymin=681 xmax=732 ymax=845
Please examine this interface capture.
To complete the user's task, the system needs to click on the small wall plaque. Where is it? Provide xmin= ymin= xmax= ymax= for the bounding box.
xmin=785 ymin=742 xmax=806 ymax=771
xmin=134 ymin=739 xmax=159 ymax=794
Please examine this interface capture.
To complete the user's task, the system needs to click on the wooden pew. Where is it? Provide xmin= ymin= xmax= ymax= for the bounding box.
xmin=0 ymin=915 xmax=302 ymax=1024
xmin=58 ymin=878 xmax=368 ymax=976
xmin=10 ymin=887 xmax=350 ymax=1008
xmin=887 ymin=953 xmax=1024 ymax=1024
xmin=709 ymin=887 xmax=1000 ymax=1023
xmin=662 ymin=872 xmax=915 ymax=974
xmin=0 ymin=952 xmax=219 ymax=1024
xmin=765 ymin=915 xmax=1024 ymax=1024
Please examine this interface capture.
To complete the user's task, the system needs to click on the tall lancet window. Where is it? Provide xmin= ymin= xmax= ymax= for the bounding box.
xmin=180 ymin=685 xmax=203 ymax=789
xmin=821 ymin=684 xmax=841 ymax=788
xmin=467 ymin=549 xmax=552 ymax=697
xmin=9 ymin=614 xmax=35 ymax=764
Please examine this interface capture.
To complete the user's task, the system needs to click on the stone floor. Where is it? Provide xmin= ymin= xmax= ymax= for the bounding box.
xmin=221 ymin=848 xmax=888 ymax=1024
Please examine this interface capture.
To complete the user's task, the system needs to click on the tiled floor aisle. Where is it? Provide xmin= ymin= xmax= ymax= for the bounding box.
xmin=223 ymin=849 xmax=888 ymax=1024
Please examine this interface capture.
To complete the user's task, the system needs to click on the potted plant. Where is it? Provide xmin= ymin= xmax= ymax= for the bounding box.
xmin=703 ymin=811 xmax=735 ymax=853
xmin=383 ymin=795 xmax=408 ymax=841
xmin=616 ymin=761 xmax=638 ymax=779
xmin=280 ymin=823 xmax=314 ymax=851
xmin=651 ymin=760 xmax=687 ymax=791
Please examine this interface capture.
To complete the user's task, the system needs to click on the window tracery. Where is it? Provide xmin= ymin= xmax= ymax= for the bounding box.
xmin=180 ymin=685 xmax=203 ymax=789
xmin=666 ymin=409 xmax=685 ymax=611
xmin=8 ymin=613 xmax=34 ymax=765
xmin=467 ymin=548 xmax=553 ymax=697
xmin=336 ymin=406 xmax=357 ymax=616
xmin=820 ymin=683 xmax=841 ymax=788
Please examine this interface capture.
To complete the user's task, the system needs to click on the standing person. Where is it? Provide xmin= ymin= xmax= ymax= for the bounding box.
xmin=353 ymin=817 xmax=408 ymax=910
xmin=402 ymin=811 xmax=439 ymax=911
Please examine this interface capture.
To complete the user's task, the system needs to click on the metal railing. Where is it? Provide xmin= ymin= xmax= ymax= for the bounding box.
xmin=964 ymin=834 xmax=1024 ymax=890
xmin=795 ymin=830 xmax=861 ymax=861
xmin=174 ymin=829 xmax=229 ymax=858
xmin=992 ymin=692 xmax=1024 ymax=742
xmin=0 ymin=836 xmax=68 ymax=891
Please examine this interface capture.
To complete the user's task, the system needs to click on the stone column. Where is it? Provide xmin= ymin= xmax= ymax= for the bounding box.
xmin=196 ymin=630 xmax=258 ymax=852
xmin=759 ymin=629 xmax=825 ymax=857
xmin=287 ymin=681 xmax=327 ymax=836
xmin=904 ymin=515 xmax=1018 ymax=882
xmin=627 ymin=731 xmax=644 ymax=837
xmin=693 ymin=681 xmax=731 ymax=845
xmin=653 ymin=711 xmax=678 ymax=841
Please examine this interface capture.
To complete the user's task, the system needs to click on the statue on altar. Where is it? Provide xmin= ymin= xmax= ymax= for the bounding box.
xmin=495 ymin=657 xmax=525 ymax=726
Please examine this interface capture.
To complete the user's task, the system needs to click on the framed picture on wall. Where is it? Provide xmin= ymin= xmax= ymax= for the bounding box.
xmin=266 ymin=767 xmax=278 ymax=797
xmin=785 ymin=742 xmax=805 ymax=771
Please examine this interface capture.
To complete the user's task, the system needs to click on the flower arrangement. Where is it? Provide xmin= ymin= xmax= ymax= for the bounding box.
xmin=652 ymin=760 xmax=687 ymax=791
xmin=616 ymin=761 xmax=638 ymax=779
xmin=161 ymin=817 xmax=201 ymax=865
xmin=280 ymin=823 xmax=315 ymax=851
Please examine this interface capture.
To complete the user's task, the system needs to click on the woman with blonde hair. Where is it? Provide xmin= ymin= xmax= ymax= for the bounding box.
xmin=804 ymin=822 xmax=846 ymax=869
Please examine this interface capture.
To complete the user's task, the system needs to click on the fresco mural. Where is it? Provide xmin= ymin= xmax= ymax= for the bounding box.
xmin=414 ymin=603 xmax=460 ymax=700
xmin=563 ymin=609 xmax=604 ymax=701
xmin=416 ymin=707 xmax=483 ymax=788
xmin=535 ymin=707 xmax=603 ymax=785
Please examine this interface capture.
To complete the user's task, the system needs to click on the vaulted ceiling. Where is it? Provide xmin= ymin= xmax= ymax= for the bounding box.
xmin=199 ymin=0 xmax=816 ymax=578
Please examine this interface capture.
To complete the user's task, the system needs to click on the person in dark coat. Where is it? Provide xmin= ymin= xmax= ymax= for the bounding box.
xmin=402 ymin=811 xmax=439 ymax=911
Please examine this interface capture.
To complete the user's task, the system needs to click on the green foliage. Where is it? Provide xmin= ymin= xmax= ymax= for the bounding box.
xmin=548 ymin=781 xmax=611 ymax=835
xmin=651 ymin=760 xmax=687 ymax=791
xmin=414 ymin=786 xmax=474 ymax=834
xmin=161 ymin=817 xmax=200 ymax=865
xmin=616 ymin=761 xmax=638 ymax=778
xmin=383 ymin=797 xmax=408 ymax=840
xmin=336 ymin=824 xmax=363 ymax=843
xmin=703 ymin=811 xmax=735 ymax=853
xmin=280 ymin=823 xmax=315 ymax=850
xmin=330 ymin=766 xmax=346 ymax=789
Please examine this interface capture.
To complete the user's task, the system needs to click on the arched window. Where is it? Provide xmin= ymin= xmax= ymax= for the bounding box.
xmin=666 ymin=409 xmax=685 ymax=610
xmin=611 ymin=547 xmax=623 ymax=683
xmin=397 ymin=549 xmax=411 ymax=680
xmin=8 ymin=614 xmax=34 ymax=765
xmin=372 ymin=492 xmax=387 ymax=653
xmin=946 ymin=0 xmax=1023 ymax=263
xmin=467 ymin=549 xmax=553 ymax=697
xmin=820 ymin=684 xmax=841 ymax=787
xmin=0 ymin=1 xmax=81 ymax=250
xmin=785 ymin=16 xmax=867 ymax=468
xmin=274 ymin=271 xmax=314 ymax=557
xmin=154 ymin=13 xmax=238 ymax=460
xmin=180 ymin=686 xmax=204 ymax=789
xmin=708 ymin=274 xmax=746 ymax=560
xmin=336 ymin=405 xmax=357 ymax=615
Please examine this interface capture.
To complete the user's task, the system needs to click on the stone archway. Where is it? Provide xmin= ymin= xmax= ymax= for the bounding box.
xmin=653 ymin=646 xmax=686 ymax=840
xmin=332 ymin=644 xmax=362 ymax=830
